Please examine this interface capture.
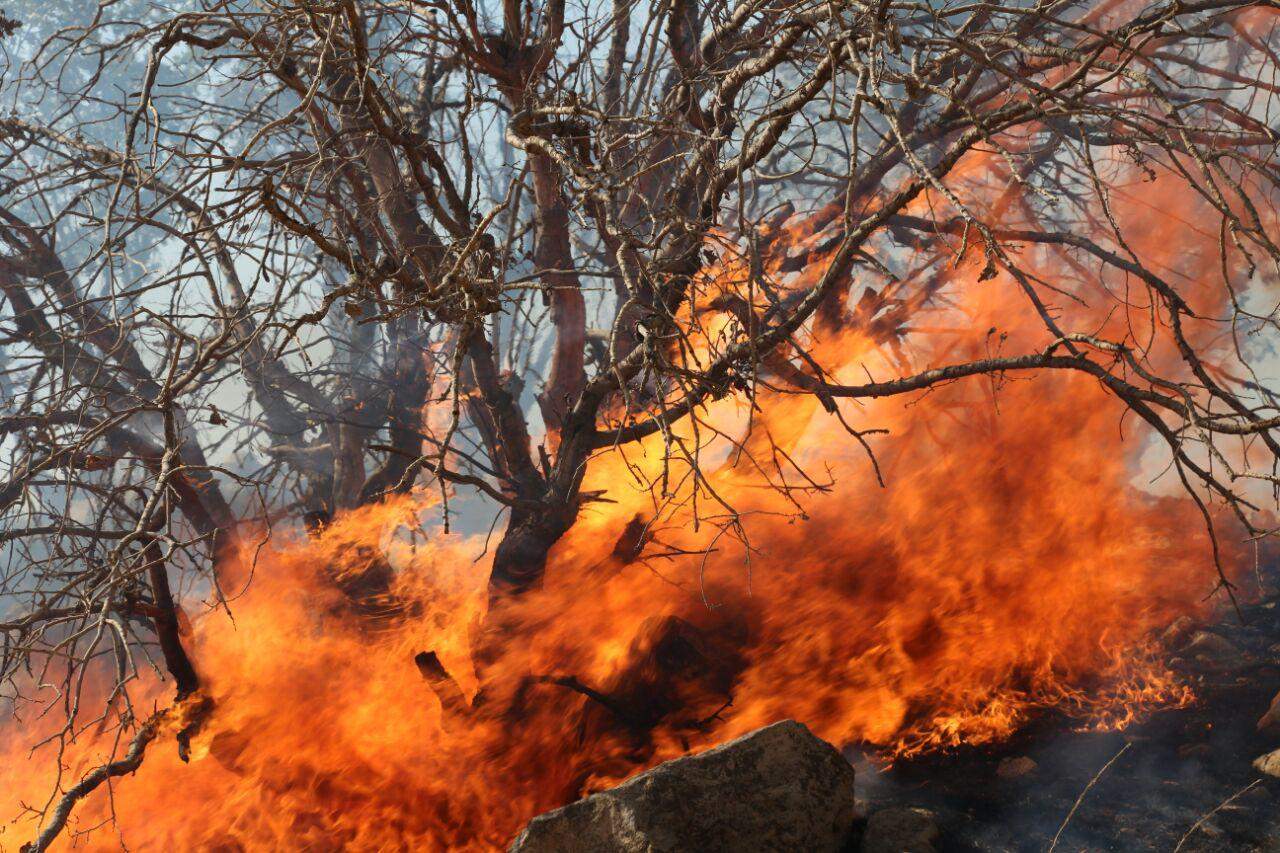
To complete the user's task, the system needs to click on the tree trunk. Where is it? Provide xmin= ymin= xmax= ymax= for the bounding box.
xmin=488 ymin=503 xmax=577 ymax=603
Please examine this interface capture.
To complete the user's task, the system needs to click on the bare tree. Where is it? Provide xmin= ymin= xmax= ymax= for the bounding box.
xmin=4 ymin=0 xmax=1280 ymax=845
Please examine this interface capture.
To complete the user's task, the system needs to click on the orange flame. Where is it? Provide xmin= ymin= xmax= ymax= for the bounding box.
xmin=0 ymin=163 xmax=1253 ymax=850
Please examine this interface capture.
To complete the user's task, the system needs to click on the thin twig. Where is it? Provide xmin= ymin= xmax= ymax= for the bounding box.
xmin=23 ymin=714 xmax=161 ymax=853
xmin=1047 ymin=742 xmax=1131 ymax=852
xmin=1172 ymin=779 xmax=1262 ymax=853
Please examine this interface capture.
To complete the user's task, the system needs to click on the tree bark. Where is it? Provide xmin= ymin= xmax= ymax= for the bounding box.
xmin=488 ymin=503 xmax=577 ymax=602
xmin=529 ymin=152 xmax=587 ymax=435
xmin=143 ymin=538 xmax=200 ymax=699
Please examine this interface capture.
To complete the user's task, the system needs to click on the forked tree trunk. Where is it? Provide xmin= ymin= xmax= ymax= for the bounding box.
xmin=488 ymin=503 xmax=578 ymax=603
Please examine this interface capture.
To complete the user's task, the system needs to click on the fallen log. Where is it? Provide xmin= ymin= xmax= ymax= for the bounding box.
xmin=414 ymin=650 xmax=470 ymax=721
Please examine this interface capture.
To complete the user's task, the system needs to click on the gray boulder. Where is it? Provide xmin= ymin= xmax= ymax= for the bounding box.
xmin=1254 ymin=747 xmax=1280 ymax=778
xmin=861 ymin=807 xmax=939 ymax=853
xmin=1258 ymin=689 xmax=1280 ymax=732
xmin=509 ymin=719 xmax=856 ymax=852
xmin=1183 ymin=631 xmax=1240 ymax=664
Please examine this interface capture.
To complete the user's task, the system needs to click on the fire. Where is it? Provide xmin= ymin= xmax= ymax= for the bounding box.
xmin=0 ymin=161 xmax=1251 ymax=850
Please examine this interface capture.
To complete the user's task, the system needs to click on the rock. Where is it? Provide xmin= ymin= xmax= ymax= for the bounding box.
xmin=996 ymin=756 xmax=1037 ymax=779
xmin=1184 ymin=631 xmax=1240 ymax=662
xmin=1254 ymin=748 xmax=1280 ymax=778
xmin=1162 ymin=615 xmax=1196 ymax=647
xmin=509 ymin=719 xmax=856 ymax=852
xmin=1258 ymin=690 xmax=1280 ymax=732
xmin=861 ymin=807 xmax=940 ymax=853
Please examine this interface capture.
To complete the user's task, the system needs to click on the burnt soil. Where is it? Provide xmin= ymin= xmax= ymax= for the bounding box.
xmin=852 ymin=591 xmax=1280 ymax=852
